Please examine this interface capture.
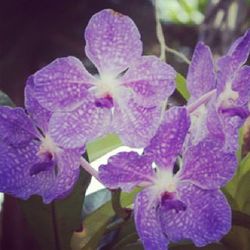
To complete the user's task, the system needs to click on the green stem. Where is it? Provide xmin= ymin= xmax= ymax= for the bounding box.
xmin=154 ymin=0 xmax=191 ymax=64
xmin=51 ymin=202 xmax=61 ymax=250
xmin=111 ymin=189 xmax=129 ymax=219
xmin=165 ymin=46 xmax=191 ymax=65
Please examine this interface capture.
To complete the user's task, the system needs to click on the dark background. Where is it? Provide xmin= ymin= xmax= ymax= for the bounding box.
xmin=1 ymin=0 xmax=249 ymax=106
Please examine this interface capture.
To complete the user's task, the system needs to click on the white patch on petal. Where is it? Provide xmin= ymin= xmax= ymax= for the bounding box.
xmin=38 ymin=134 xmax=62 ymax=157
xmin=217 ymin=81 xmax=239 ymax=108
xmin=150 ymin=166 xmax=179 ymax=199
xmin=189 ymin=104 xmax=208 ymax=145
xmin=90 ymin=73 xmax=121 ymax=100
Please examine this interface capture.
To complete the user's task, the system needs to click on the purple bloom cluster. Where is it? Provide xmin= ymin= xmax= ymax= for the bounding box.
xmin=0 ymin=9 xmax=175 ymax=203
xmin=99 ymin=107 xmax=237 ymax=249
xmin=187 ymin=30 xmax=250 ymax=151
xmin=0 ymin=79 xmax=83 ymax=203
xmin=31 ymin=9 xmax=176 ymax=149
xmin=0 ymin=8 xmax=249 ymax=249
xmin=98 ymin=26 xmax=250 ymax=249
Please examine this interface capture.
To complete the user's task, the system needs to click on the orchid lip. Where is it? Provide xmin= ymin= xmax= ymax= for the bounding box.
xmin=95 ymin=95 xmax=114 ymax=109
xmin=219 ymin=106 xmax=249 ymax=119
xmin=29 ymin=158 xmax=55 ymax=176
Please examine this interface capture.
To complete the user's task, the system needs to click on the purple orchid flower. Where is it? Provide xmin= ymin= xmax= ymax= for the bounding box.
xmin=31 ymin=9 xmax=176 ymax=149
xmin=186 ymin=29 xmax=250 ymax=151
xmin=99 ymin=107 xmax=237 ymax=250
xmin=0 ymin=79 xmax=83 ymax=203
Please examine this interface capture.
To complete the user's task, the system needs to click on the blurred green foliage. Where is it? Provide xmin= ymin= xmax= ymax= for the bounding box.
xmin=87 ymin=134 xmax=122 ymax=162
xmin=176 ymin=73 xmax=190 ymax=100
xmin=70 ymin=188 xmax=140 ymax=250
xmin=0 ymin=90 xmax=14 ymax=106
xmin=158 ymin=0 xmax=208 ymax=25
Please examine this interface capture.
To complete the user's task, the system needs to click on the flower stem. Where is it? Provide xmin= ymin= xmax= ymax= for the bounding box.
xmin=154 ymin=0 xmax=191 ymax=64
xmin=164 ymin=46 xmax=191 ymax=65
xmin=111 ymin=189 xmax=131 ymax=219
xmin=155 ymin=0 xmax=166 ymax=61
xmin=80 ymin=156 xmax=100 ymax=181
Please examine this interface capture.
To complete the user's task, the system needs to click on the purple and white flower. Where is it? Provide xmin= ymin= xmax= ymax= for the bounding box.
xmin=186 ymin=29 xmax=250 ymax=151
xmin=99 ymin=107 xmax=237 ymax=250
xmin=31 ymin=9 xmax=176 ymax=148
xmin=0 ymin=79 xmax=83 ymax=203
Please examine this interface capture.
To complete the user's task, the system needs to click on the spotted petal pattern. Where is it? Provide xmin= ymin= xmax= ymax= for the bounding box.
xmin=223 ymin=115 xmax=244 ymax=152
xmin=180 ymin=138 xmax=237 ymax=189
xmin=0 ymin=140 xmax=81 ymax=203
xmin=48 ymin=94 xmax=111 ymax=148
xmin=144 ymin=107 xmax=190 ymax=168
xmin=160 ymin=184 xmax=231 ymax=247
xmin=99 ymin=152 xmax=153 ymax=192
xmin=0 ymin=106 xmax=39 ymax=146
xmin=33 ymin=56 xmax=94 ymax=111
xmin=0 ymin=140 xmax=43 ymax=200
xmin=232 ymin=65 xmax=250 ymax=107
xmin=25 ymin=76 xmax=52 ymax=132
xmin=227 ymin=28 xmax=250 ymax=68
xmin=85 ymin=9 xmax=142 ymax=75
xmin=121 ymin=56 xmax=176 ymax=107
xmin=30 ymin=9 xmax=176 ymax=149
xmin=187 ymin=42 xmax=216 ymax=101
xmin=134 ymin=189 xmax=168 ymax=250
xmin=41 ymin=149 xmax=81 ymax=203
xmin=112 ymin=99 xmax=162 ymax=148
xmin=217 ymin=29 xmax=250 ymax=94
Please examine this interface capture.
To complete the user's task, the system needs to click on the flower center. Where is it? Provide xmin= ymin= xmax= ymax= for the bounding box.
xmin=218 ymin=81 xmax=239 ymax=109
xmin=94 ymin=74 xmax=120 ymax=99
xmin=30 ymin=134 xmax=60 ymax=176
xmin=90 ymin=74 xmax=121 ymax=109
xmin=151 ymin=167 xmax=179 ymax=198
xmin=37 ymin=134 xmax=61 ymax=159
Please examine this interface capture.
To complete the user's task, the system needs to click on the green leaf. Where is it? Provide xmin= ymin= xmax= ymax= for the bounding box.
xmin=72 ymin=188 xmax=140 ymax=250
xmin=108 ymin=218 xmax=138 ymax=250
xmin=0 ymin=90 xmax=15 ymax=106
xmin=158 ymin=0 xmax=205 ymax=25
xmin=222 ymin=188 xmax=239 ymax=210
xmin=87 ymin=134 xmax=122 ymax=162
xmin=176 ymin=73 xmax=190 ymax=101
xmin=83 ymin=189 xmax=111 ymax=216
xmin=19 ymin=169 xmax=91 ymax=250
xmin=236 ymin=171 xmax=250 ymax=215
xmin=238 ymin=153 xmax=250 ymax=179
xmin=112 ymin=232 xmax=138 ymax=250
xmin=111 ymin=189 xmax=131 ymax=219
xmin=225 ymin=153 xmax=250 ymax=205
